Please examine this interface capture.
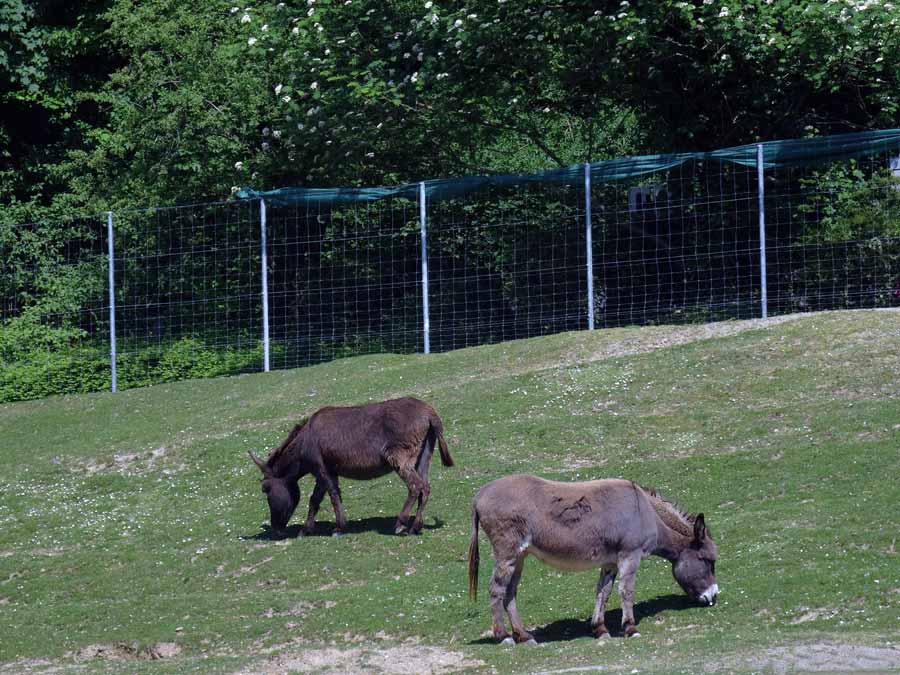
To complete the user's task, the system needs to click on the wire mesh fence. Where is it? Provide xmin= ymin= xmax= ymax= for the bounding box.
xmin=2 ymin=131 xmax=899 ymax=402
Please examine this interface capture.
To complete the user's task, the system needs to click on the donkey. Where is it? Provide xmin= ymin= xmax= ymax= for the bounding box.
xmin=468 ymin=475 xmax=719 ymax=644
xmin=249 ymin=397 xmax=453 ymax=537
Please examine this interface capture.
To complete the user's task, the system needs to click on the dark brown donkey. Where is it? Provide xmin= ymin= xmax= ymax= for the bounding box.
xmin=468 ymin=475 xmax=719 ymax=644
xmin=249 ymin=397 xmax=453 ymax=537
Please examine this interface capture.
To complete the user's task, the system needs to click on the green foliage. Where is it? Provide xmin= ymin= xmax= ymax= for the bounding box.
xmin=0 ymin=321 xmax=269 ymax=402
xmin=118 ymin=336 xmax=268 ymax=390
xmin=798 ymin=162 xmax=900 ymax=241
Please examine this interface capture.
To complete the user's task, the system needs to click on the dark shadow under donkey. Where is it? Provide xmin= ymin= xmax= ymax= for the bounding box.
xmin=250 ymin=397 xmax=453 ymax=537
xmin=468 ymin=475 xmax=719 ymax=644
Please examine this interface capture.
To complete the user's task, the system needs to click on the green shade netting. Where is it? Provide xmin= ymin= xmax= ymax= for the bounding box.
xmin=236 ymin=128 xmax=900 ymax=206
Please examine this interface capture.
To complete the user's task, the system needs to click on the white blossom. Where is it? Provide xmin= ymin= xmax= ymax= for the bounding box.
xmin=282 ymin=95 xmax=292 ymax=103
xmin=274 ymin=84 xmax=283 ymax=95
xmin=292 ymin=26 xmax=300 ymax=35
xmin=248 ymin=37 xmax=257 ymax=45
xmin=261 ymin=24 xmax=268 ymax=31
xmin=241 ymin=13 xmax=251 ymax=23
xmin=425 ymin=0 xmax=433 ymax=7
xmin=311 ymin=81 xmax=319 ymax=89
xmin=231 ymin=7 xmax=240 ymax=13
xmin=234 ymin=161 xmax=244 ymax=170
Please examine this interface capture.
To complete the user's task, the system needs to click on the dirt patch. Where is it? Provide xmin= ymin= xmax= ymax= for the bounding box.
xmin=0 ymin=658 xmax=66 ymax=675
xmin=240 ymin=636 xmax=482 ymax=675
xmin=70 ymin=641 xmax=182 ymax=661
xmin=262 ymin=600 xmax=336 ymax=618
xmin=241 ymin=645 xmax=481 ymax=674
xmin=788 ymin=607 xmax=839 ymax=624
xmin=65 ymin=446 xmax=185 ymax=476
xmin=734 ymin=642 xmax=900 ymax=673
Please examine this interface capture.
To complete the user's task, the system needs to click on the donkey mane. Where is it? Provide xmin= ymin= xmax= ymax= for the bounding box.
xmin=640 ymin=485 xmax=696 ymax=538
xmin=265 ymin=417 xmax=310 ymax=466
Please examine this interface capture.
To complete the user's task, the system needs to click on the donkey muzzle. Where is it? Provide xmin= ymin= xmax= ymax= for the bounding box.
xmin=699 ymin=584 xmax=719 ymax=606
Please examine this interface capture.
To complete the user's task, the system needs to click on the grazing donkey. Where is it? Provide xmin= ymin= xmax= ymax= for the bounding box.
xmin=468 ymin=475 xmax=719 ymax=643
xmin=249 ymin=397 xmax=453 ymax=537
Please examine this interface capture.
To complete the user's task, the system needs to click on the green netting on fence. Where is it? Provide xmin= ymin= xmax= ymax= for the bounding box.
xmin=236 ymin=128 xmax=900 ymax=206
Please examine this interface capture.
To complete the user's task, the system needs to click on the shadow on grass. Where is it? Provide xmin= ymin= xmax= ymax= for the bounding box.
xmin=243 ymin=516 xmax=445 ymax=540
xmin=468 ymin=593 xmax=697 ymax=645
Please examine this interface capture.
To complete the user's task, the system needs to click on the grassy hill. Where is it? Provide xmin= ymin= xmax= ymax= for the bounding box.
xmin=1 ymin=310 xmax=898 ymax=674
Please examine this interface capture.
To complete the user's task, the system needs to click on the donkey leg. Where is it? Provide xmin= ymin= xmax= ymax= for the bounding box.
xmin=488 ymin=557 xmax=517 ymax=643
xmin=590 ymin=567 xmax=617 ymax=639
xmin=617 ymin=555 xmax=642 ymax=637
xmin=393 ymin=465 xmax=425 ymax=535
xmin=504 ymin=557 xmax=534 ymax=644
xmin=409 ymin=436 xmax=435 ymax=535
xmin=321 ymin=472 xmax=348 ymax=534
xmin=301 ymin=479 xmax=327 ymax=535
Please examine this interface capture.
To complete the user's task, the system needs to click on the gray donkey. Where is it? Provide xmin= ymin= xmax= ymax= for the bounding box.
xmin=250 ymin=397 xmax=453 ymax=537
xmin=468 ymin=475 xmax=719 ymax=643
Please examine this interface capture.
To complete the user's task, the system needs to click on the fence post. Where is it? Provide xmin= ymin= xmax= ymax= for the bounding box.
xmin=419 ymin=181 xmax=430 ymax=354
xmin=260 ymin=199 xmax=271 ymax=372
xmin=107 ymin=211 xmax=118 ymax=392
xmin=756 ymin=144 xmax=768 ymax=319
xmin=585 ymin=163 xmax=595 ymax=330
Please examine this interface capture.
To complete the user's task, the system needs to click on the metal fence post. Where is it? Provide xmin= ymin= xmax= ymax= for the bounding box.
xmin=260 ymin=199 xmax=271 ymax=372
xmin=585 ymin=163 xmax=595 ymax=330
xmin=756 ymin=144 xmax=768 ymax=319
xmin=419 ymin=181 xmax=431 ymax=354
xmin=107 ymin=211 xmax=118 ymax=392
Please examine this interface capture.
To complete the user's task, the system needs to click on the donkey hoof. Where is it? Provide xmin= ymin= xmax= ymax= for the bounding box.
xmin=394 ymin=525 xmax=409 ymax=536
xmin=524 ymin=638 xmax=538 ymax=646
xmin=501 ymin=637 xmax=515 ymax=647
xmin=627 ymin=631 xmax=640 ymax=638
xmin=596 ymin=632 xmax=611 ymax=641
xmin=331 ymin=531 xmax=344 ymax=538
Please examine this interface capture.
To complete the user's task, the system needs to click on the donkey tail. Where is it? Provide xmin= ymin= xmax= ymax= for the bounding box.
xmin=468 ymin=505 xmax=480 ymax=600
xmin=431 ymin=417 xmax=454 ymax=467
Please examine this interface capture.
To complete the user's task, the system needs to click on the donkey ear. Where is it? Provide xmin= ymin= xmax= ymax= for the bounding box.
xmin=693 ymin=513 xmax=707 ymax=542
xmin=249 ymin=450 xmax=270 ymax=476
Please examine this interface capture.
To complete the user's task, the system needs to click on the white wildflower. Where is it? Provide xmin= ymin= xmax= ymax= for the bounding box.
xmin=241 ymin=13 xmax=251 ymax=23
xmin=234 ymin=161 xmax=244 ymax=170
xmin=231 ymin=7 xmax=240 ymax=13
xmin=248 ymin=37 xmax=257 ymax=45
xmin=282 ymin=95 xmax=291 ymax=103
xmin=274 ymin=84 xmax=283 ymax=95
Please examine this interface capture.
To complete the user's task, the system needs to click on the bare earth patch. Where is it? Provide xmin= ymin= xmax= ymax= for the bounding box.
xmin=71 ymin=641 xmax=182 ymax=661
xmin=239 ymin=638 xmax=482 ymax=675
xmin=730 ymin=641 xmax=900 ymax=673
xmin=63 ymin=446 xmax=185 ymax=476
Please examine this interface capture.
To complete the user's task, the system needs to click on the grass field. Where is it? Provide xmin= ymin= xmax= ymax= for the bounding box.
xmin=1 ymin=310 xmax=899 ymax=674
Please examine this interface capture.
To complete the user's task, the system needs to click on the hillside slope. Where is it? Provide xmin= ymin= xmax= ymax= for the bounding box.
xmin=1 ymin=310 xmax=898 ymax=674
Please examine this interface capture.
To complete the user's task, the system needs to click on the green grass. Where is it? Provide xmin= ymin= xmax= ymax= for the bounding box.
xmin=1 ymin=310 xmax=898 ymax=673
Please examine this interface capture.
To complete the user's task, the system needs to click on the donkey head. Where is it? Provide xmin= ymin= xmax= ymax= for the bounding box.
xmin=671 ymin=513 xmax=719 ymax=605
xmin=249 ymin=451 xmax=300 ymax=536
